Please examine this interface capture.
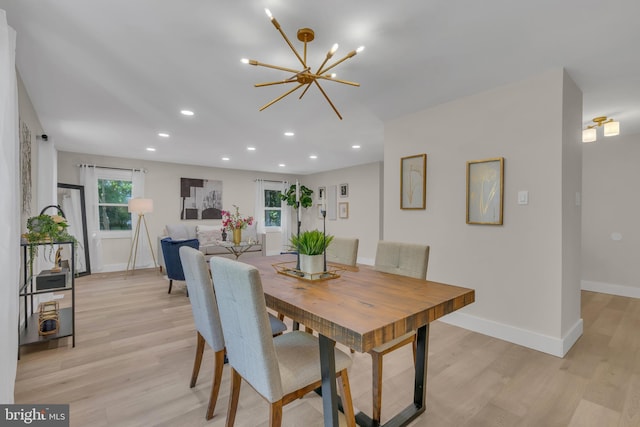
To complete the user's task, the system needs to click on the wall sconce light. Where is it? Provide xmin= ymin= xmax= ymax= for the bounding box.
xmin=582 ymin=116 xmax=620 ymax=143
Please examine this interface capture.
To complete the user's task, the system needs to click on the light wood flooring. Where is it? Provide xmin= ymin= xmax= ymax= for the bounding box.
xmin=14 ymin=268 xmax=640 ymax=426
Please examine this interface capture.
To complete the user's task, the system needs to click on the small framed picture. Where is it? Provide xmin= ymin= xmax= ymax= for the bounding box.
xmin=339 ymin=183 xmax=349 ymax=198
xmin=338 ymin=202 xmax=349 ymax=219
xmin=318 ymin=186 xmax=326 ymax=200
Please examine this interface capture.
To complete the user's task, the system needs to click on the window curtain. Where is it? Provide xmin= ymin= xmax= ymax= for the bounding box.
xmin=0 ymin=10 xmax=19 ymax=403
xmin=254 ymin=179 xmax=266 ymax=235
xmin=281 ymin=180 xmax=290 ymax=252
xmin=130 ymin=169 xmax=152 ymax=267
xmin=79 ymin=165 xmax=103 ymax=272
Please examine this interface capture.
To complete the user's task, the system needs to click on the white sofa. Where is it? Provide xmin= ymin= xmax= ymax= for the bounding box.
xmin=157 ymin=223 xmax=264 ymax=269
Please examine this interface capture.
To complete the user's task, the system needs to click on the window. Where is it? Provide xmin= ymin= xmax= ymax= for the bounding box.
xmin=264 ymin=183 xmax=282 ymax=228
xmin=98 ymin=179 xmax=132 ymax=230
xmin=97 ymin=169 xmax=133 ymax=234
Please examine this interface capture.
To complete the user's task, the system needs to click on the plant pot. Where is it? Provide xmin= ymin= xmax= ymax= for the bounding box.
xmin=299 ymin=254 xmax=324 ymax=275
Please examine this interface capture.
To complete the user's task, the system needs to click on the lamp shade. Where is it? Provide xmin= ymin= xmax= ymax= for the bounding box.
xmin=128 ymin=198 xmax=153 ymax=214
xmin=582 ymin=128 xmax=597 ymax=143
xmin=604 ymin=120 xmax=620 ymax=137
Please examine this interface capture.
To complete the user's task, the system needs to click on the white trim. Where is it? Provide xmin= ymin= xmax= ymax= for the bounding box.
xmin=581 ymin=280 xmax=640 ymax=299
xmin=439 ymin=311 xmax=583 ymax=358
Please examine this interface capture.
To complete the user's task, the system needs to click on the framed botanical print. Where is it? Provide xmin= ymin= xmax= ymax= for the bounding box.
xmin=466 ymin=157 xmax=504 ymax=225
xmin=400 ymin=154 xmax=426 ymax=209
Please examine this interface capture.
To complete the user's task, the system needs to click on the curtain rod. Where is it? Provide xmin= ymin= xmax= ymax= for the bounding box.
xmin=77 ymin=164 xmax=147 ymax=173
xmin=254 ymin=179 xmax=286 ymax=183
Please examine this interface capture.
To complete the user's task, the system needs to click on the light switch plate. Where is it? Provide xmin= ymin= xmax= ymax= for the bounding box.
xmin=517 ymin=190 xmax=528 ymax=205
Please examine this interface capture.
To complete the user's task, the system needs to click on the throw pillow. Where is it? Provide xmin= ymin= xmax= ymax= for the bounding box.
xmin=197 ymin=229 xmax=221 ymax=246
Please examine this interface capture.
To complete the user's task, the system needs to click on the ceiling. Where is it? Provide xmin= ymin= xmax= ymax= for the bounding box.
xmin=2 ymin=1 xmax=640 ymax=175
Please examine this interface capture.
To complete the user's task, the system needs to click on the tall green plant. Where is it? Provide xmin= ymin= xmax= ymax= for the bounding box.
xmin=290 ymin=230 xmax=333 ymax=255
xmin=280 ymin=184 xmax=313 ymax=209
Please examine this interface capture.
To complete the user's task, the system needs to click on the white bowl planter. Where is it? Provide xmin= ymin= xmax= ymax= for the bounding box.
xmin=300 ymin=254 xmax=324 ymax=275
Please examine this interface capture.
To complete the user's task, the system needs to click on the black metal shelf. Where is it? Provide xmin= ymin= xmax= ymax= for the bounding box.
xmin=19 ymin=241 xmax=75 ymax=358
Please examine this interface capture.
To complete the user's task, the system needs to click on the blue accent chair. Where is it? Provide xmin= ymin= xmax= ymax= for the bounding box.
xmin=161 ymin=237 xmax=199 ymax=294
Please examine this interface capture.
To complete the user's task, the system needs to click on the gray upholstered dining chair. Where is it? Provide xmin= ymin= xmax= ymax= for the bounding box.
xmin=179 ymin=247 xmax=286 ymax=420
xmin=209 ymin=256 xmax=356 ymax=427
xmin=370 ymin=240 xmax=430 ymax=426
xmin=326 ymin=237 xmax=359 ymax=267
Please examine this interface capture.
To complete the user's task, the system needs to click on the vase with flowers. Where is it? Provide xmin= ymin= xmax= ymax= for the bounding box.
xmin=221 ymin=205 xmax=254 ymax=245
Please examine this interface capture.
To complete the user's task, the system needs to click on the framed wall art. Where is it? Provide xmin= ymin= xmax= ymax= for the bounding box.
xmin=339 ymin=183 xmax=349 ymax=198
xmin=400 ymin=154 xmax=426 ymax=209
xmin=466 ymin=157 xmax=504 ymax=225
xmin=318 ymin=186 xmax=326 ymax=200
xmin=338 ymin=202 xmax=349 ymax=219
xmin=180 ymin=177 xmax=223 ymax=220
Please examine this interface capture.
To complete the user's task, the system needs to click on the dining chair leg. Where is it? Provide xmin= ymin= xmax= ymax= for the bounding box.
xmin=190 ymin=332 xmax=205 ymax=388
xmin=226 ymin=368 xmax=242 ymax=427
xmin=338 ymin=369 xmax=356 ymax=427
xmin=370 ymin=350 xmax=383 ymax=426
xmin=206 ymin=349 xmax=225 ymax=420
xmin=168 ymin=279 xmax=173 ymax=294
xmin=269 ymin=400 xmax=283 ymax=427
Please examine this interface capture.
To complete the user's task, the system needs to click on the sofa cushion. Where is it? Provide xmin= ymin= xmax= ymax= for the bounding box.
xmin=166 ymin=224 xmax=189 ymax=240
xmin=244 ymin=223 xmax=259 ymax=243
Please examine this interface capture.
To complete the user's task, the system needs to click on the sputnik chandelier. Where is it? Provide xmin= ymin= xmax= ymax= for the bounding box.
xmin=242 ymin=9 xmax=364 ymax=120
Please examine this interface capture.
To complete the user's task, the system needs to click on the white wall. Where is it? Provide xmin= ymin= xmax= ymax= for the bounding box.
xmin=582 ymin=132 xmax=640 ymax=298
xmin=58 ymin=152 xmax=297 ymax=271
xmin=0 ymin=10 xmax=18 ymax=403
xmin=384 ymin=69 xmax=583 ymax=356
xmin=302 ymin=162 xmax=383 ymax=264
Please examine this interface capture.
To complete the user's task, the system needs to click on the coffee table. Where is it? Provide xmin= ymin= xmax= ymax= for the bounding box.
xmin=214 ymin=241 xmax=262 ymax=259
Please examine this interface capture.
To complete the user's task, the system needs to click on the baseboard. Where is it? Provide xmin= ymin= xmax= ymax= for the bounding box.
xmin=99 ymin=262 xmax=155 ymax=273
xmin=357 ymin=257 xmax=374 ymax=266
xmin=581 ymin=280 xmax=640 ymax=299
xmin=440 ymin=311 xmax=583 ymax=358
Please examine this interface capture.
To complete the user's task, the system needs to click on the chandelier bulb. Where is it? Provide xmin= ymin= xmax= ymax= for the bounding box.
xmin=356 ymin=46 xmax=365 ymax=53
xmin=265 ymin=8 xmax=273 ymax=19
xmin=330 ymin=43 xmax=339 ymax=54
xmin=241 ymin=58 xmax=249 ymax=64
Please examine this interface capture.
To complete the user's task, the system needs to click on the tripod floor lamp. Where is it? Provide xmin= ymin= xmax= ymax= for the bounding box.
xmin=127 ymin=198 xmax=157 ymax=273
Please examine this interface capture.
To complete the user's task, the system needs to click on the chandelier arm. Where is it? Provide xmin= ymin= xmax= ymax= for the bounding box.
xmin=318 ymin=50 xmax=357 ymax=75
xmin=298 ymin=83 xmax=313 ymax=99
xmin=313 ymin=80 xmax=343 ymax=120
xmin=317 ymin=76 xmax=360 ymax=87
xmin=255 ymin=79 xmax=300 ymax=88
xmin=259 ymin=83 xmax=305 ymax=111
xmin=251 ymin=61 xmax=305 ymax=75
xmin=274 ymin=28 xmax=307 ymax=68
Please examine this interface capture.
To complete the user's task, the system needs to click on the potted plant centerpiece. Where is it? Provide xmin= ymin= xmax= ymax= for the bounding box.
xmin=290 ymin=229 xmax=333 ymax=275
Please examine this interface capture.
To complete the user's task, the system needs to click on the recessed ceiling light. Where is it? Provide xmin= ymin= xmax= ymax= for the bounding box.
xmin=284 ymin=132 xmax=294 ymax=136
xmin=180 ymin=110 xmax=194 ymax=116
xmin=278 ymin=163 xmax=286 ymax=167
xmin=146 ymin=147 xmax=156 ymax=152
xmin=158 ymin=132 xmax=170 ymax=138
xmin=309 ymin=155 xmax=318 ymax=159
xmin=352 ymin=144 xmax=361 ymax=149
xmin=247 ymin=146 xmax=256 ymax=151
xmin=221 ymin=157 xmax=230 ymax=161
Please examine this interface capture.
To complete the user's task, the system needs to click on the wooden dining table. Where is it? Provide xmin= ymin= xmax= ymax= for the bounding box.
xmin=244 ymin=254 xmax=475 ymax=427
